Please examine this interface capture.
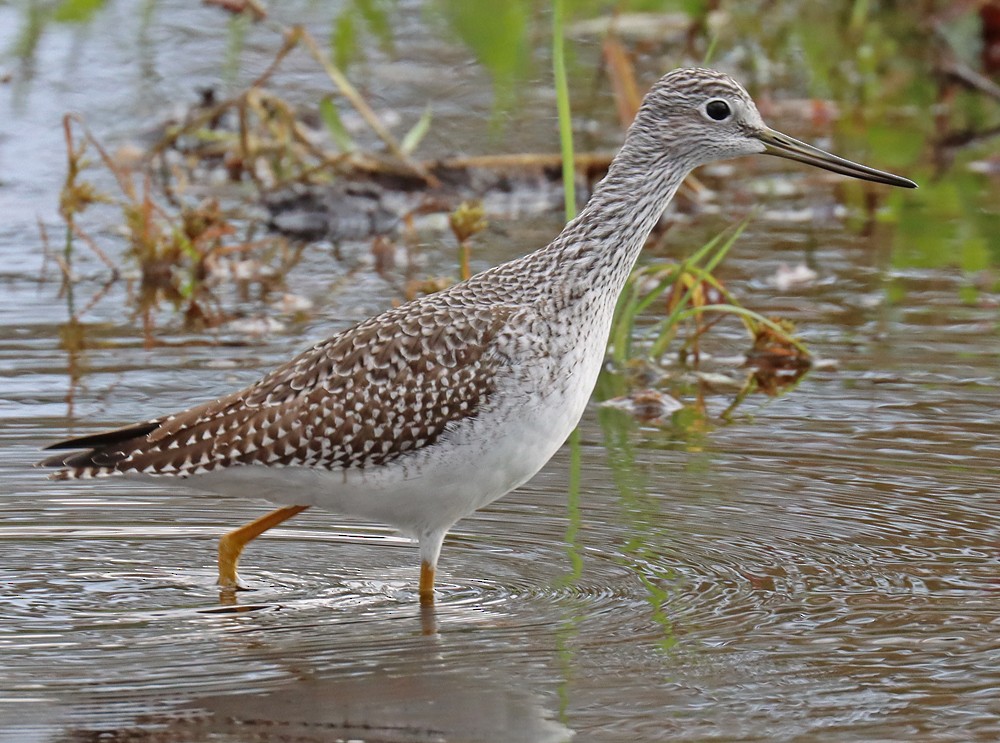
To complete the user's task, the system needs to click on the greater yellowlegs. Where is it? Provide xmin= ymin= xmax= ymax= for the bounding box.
xmin=40 ymin=68 xmax=916 ymax=602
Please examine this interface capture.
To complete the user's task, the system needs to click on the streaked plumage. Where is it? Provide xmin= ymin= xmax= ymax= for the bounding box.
xmin=40 ymin=69 xmax=915 ymax=601
xmin=44 ymin=299 xmax=517 ymax=477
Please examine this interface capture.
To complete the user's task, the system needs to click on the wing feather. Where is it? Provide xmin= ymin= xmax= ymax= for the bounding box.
xmin=40 ymin=300 xmax=519 ymax=480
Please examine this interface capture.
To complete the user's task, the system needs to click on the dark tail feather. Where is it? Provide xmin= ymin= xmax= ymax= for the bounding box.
xmin=42 ymin=421 xmax=160 ymax=451
xmin=37 ymin=420 xmax=160 ymax=470
xmin=37 ymin=449 xmax=97 ymax=469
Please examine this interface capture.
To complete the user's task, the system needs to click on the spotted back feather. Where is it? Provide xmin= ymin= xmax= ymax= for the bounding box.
xmin=42 ymin=293 xmax=521 ymax=480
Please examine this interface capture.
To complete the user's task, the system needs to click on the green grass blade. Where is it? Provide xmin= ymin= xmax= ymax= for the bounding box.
xmin=401 ymin=104 xmax=433 ymax=156
xmin=552 ymin=0 xmax=575 ymax=221
xmin=319 ymin=97 xmax=356 ymax=152
xmin=674 ymin=304 xmax=810 ymax=354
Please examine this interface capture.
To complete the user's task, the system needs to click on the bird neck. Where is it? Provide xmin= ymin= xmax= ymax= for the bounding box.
xmin=539 ymin=132 xmax=692 ymax=303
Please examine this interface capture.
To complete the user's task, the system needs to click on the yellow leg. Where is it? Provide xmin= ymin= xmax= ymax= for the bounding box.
xmin=419 ymin=560 xmax=435 ymax=604
xmin=217 ymin=505 xmax=309 ymax=587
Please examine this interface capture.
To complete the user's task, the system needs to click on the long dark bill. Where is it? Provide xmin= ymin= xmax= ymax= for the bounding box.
xmin=757 ymin=128 xmax=917 ymax=189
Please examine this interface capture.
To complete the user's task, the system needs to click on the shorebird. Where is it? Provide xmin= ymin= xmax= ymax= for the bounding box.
xmin=40 ymin=69 xmax=915 ymax=603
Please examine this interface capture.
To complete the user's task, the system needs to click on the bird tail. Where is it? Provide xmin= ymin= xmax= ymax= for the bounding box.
xmin=37 ymin=421 xmax=160 ymax=479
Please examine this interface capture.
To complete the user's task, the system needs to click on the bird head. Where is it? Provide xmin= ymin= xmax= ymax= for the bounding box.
xmin=632 ymin=68 xmax=916 ymax=189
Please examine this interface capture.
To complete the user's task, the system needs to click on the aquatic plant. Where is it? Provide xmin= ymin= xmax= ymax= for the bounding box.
xmin=609 ymin=219 xmax=807 ymax=367
xmin=448 ymin=201 xmax=487 ymax=281
xmin=54 ymin=114 xmax=296 ymax=342
xmin=45 ymin=23 xmax=440 ymax=339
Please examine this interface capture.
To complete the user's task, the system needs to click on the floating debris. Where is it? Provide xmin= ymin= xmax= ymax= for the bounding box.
xmin=601 ymin=388 xmax=683 ymax=425
xmin=812 ymin=357 xmax=839 ymax=372
xmin=690 ymin=371 xmax=745 ymax=392
xmin=771 ymin=262 xmax=819 ymax=291
xmin=223 ymin=315 xmax=286 ymax=336
xmin=620 ymin=357 xmax=668 ymax=388
xmin=271 ymin=292 xmax=313 ymax=314
xmin=265 ymin=183 xmax=401 ymax=243
xmin=747 ymin=317 xmax=811 ymax=369
xmin=745 ymin=317 xmax=812 ymax=395
xmin=568 ymin=11 xmax=726 ymax=42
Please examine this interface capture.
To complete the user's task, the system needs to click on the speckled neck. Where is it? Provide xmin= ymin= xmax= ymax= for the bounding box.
xmin=522 ymin=125 xmax=694 ymax=311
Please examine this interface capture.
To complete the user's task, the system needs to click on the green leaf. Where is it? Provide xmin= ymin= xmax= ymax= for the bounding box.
xmin=957 ymin=284 xmax=980 ymax=306
xmin=53 ymin=0 xmax=106 ymax=23
xmin=223 ymin=12 xmax=250 ymax=87
xmin=400 ymin=104 xmax=433 ymax=156
xmin=331 ymin=11 xmax=357 ymax=71
xmin=356 ymin=0 xmax=395 ymax=53
xmin=319 ymin=97 xmax=356 ymax=152
xmin=960 ymin=236 xmax=990 ymax=273
xmin=438 ymin=0 xmax=530 ymax=113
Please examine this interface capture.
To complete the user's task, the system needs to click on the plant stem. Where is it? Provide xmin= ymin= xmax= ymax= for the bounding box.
xmin=552 ymin=0 xmax=584 ymax=589
xmin=552 ymin=0 xmax=575 ymax=222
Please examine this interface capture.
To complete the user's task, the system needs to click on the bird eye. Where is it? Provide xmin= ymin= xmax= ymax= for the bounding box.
xmin=705 ymin=99 xmax=731 ymax=121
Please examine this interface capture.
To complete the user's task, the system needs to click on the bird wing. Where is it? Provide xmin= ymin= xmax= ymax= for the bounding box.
xmin=40 ymin=300 xmax=519 ymax=480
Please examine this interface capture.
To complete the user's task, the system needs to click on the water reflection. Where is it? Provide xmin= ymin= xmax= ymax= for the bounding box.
xmin=51 ymin=635 xmax=574 ymax=743
xmin=171 ymin=669 xmax=572 ymax=743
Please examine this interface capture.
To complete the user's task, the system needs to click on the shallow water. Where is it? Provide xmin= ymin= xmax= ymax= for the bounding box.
xmin=2 ymin=3 xmax=1000 ymax=742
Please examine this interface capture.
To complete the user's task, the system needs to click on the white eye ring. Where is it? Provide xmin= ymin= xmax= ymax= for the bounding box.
xmin=704 ymin=99 xmax=732 ymax=121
